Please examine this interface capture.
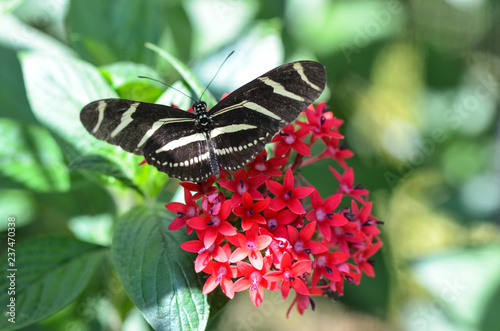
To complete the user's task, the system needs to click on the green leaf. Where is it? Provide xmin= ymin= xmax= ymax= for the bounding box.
xmin=0 ymin=13 xmax=75 ymax=56
xmin=19 ymin=51 xmax=116 ymax=148
xmin=0 ymin=46 xmax=35 ymax=123
xmin=69 ymin=154 xmax=144 ymax=196
xmin=112 ymin=205 xmax=209 ymax=331
xmin=100 ymin=61 xmax=162 ymax=88
xmin=19 ymin=51 xmax=158 ymax=192
xmin=99 ymin=61 xmax=164 ymax=102
xmin=146 ymin=43 xmax=216 ymax=107
xmin=0 ymin=118 xmax=70 ymax=192
xmin=66 ymin=0 xmax=168 ymax=65
xmin=0 ymin=236 xmax=107 ymax=330
xmin=0 ymin=190 xmax=35 ymax=231
xmin=0 ymin=0 xmax=24 ymax=14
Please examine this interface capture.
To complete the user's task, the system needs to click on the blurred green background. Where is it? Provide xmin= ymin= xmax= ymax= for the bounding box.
xmin=1 ymin=0 xmax=499 ymax=330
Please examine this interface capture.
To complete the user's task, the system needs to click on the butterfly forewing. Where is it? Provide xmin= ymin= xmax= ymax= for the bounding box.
xmin=80 ymin=98 xmax=196 ymax=154
xmin=80 ymin=60 xmax=326 ymax=182
xmin=209 ymin=61 xmax=326 ymax=171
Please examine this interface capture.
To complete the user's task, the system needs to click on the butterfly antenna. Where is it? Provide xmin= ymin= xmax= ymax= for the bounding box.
xmin=138 ymin=76 xmax=197 ymax=103
xmin=199 ymin=50 xmax=235 ymax=101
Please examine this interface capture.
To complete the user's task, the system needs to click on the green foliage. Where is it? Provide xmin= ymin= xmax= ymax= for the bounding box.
xmin=0 ymin=237 xmax=107 ymax=330
xmin=112 ymin=205 xmax=209 ymax=330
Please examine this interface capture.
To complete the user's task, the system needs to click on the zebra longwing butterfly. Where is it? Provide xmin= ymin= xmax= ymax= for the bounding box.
xmin=80 ymin=61 xmax=326 ymax=182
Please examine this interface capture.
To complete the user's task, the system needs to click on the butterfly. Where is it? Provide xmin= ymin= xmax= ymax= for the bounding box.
xmin=80 ymin=61 xmax=326 ymax=182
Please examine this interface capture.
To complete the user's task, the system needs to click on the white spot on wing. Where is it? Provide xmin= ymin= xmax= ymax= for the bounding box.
xmin=210 ymin=124 xmax=257 ymax=139
xmin=111 ymin=102 xmax=140 ymax=138
xmin=293 ymin=62 xmax=321 ymax=91
xmin=258 ymin=76 xmax=304 ymax=101
xmin=211 ymin=101 xmax=281 ymax=121
xmin=155 ymin=132 xmax=206 ymax=153
xmin=92 ymin=101 xmax=106 ymax=134
xmin=137 ymin=117 xmax=194 ymax=148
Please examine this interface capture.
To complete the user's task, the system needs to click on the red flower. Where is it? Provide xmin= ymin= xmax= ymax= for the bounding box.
xmin=286 ymin=287 xmax=324 ymax=317
xmin=266 ymin=169 xmax=314 ymax=214
xmin=262 ymin=203 xmax=297 ymax=238
xmin=330 ymin=167 xmax=369 ymax=203
xmin=187 ymin=199 xmax=236 ymax=248
xmin=329 ymin=262 xmax=360 ymax=296
xmin=202 ymin=244 xmax=238 ymax=299
xmin=180 ymin=232 xmax=226 ymax=273
xmin=180 ymin=176 xmax=218 ymax=200
xmin=351 ymin=200 xmax=382 ymax=238
xmin=247 ymin=151 xmax=287 ymax=178
xmin=353 ymin=241 xmax=382 ymax=277
xmin=233 ymin=192 xmax=269 ymax=231
xmin=306 ymin=190 xmax=347 ymax=240
xmin=310 ymin=251 xmax=349 ymax=287
xmin=231 ymin=257 xmax=275 ymax=307
xmin=287 ymin=222 xmax=328 ymax=260
xmin=329 ymin=221 xmax=365 ymax=256
xmin=297 ymin=102 xmax=344 ymax=139
xmin=165 ymin=189 xmax=200 ymax=234
xmin=272 ymin=124 xmax=311 ymax=157
xmin=263 ymin=252 xmax=311 ymax=300
xmin=320 ymin=137 xmax=353 ymax=168
xmin=218 ymin=169 xmax=269 ymax=208
xmin=228 ymin=225 xmax=272 ymax=270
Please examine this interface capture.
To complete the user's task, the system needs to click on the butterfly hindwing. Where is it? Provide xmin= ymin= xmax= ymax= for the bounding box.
xmin=142 ymin=128 xmax=218 ymax=182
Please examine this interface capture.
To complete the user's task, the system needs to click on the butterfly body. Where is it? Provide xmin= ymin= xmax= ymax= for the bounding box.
xmin=80 ymin=61 xmax=326 ymax=182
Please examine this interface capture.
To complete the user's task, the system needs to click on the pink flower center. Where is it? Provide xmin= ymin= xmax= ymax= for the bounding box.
xmin=246 ymin=210 xmax=254 ymax=217
xmin=246 ymin=240 xmax=257 ymax=251
xmin=282 ymin=190 xmax=292 ymax=201
xmin=283 ymin=269 xmax=294 ymax=281
xmin=187 ymin=206 xmax=197 ymax=218
xmin=217 ymin=265 xmax=228 ymax=277
xmin=249 ymin=271 xmax=262 ymax=284
xmin=267 ymin=218 xmax=278 ymax=230
xmin=208 ymin=215 xmax=221 ymax=227
xmin=254 ymin=162 xmax=268 ymax=171
xmin=341 ymin=184 xmax=351 ymax=194
xmin=237 ymin=179 xmax=248 ymax=195
xmin=315 ymin=208 xmax=326 ymax=222
xmin=293 ymin=240 xmax=304 ymax=253
xmin=315 ymin=255 xmax=327 ymax=267
xmin=284 ymin=134 xmax=296 ymax=145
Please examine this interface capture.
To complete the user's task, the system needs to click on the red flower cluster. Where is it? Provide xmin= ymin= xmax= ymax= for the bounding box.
xmin=165 ymin=102 xmax=383 ymax=316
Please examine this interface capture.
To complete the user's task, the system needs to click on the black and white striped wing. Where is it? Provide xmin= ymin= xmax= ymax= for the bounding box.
xmin=141 ymin=127 xmax=217 ymax=182
xmin=208 ymin=61 xmax=326 ymax=171
xmin=80 ymin=98 xmax=196 ymax=154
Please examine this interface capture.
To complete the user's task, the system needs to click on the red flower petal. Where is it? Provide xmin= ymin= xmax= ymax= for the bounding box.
xmin=292 ymin=187 xmax=314 ymax=199
xmin=270 ymin=197 xmax=287 ymax=211
xmin=292 ymin=140 xmax=311 ymax=156
xmin=287 ymin=198 xmax=305 ymax=214
xmin=266 ymin=180 xmax=283 ymax=195
xmin=283 ymin=169 xmax=294 ymax=190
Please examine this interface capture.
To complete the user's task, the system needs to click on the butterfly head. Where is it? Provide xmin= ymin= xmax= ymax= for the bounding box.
xmin=193 ymin=101 xmax=212 ymax=132
xmin=193 ymin=101 xmax=207 ymax=114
